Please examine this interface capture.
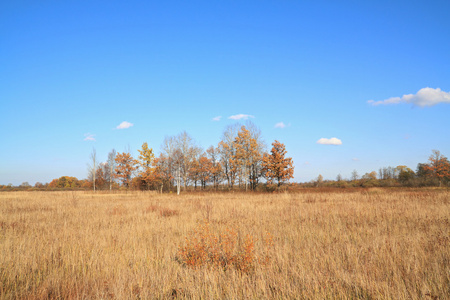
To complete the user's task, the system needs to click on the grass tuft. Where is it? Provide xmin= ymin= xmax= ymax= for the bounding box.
xmin=176 ymin=220 xmax=273 ymax=273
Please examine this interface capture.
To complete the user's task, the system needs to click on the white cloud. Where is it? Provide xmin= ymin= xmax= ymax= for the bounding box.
xmin=352 ymin=158 xmax=360 ymax=161
xmin=274 ymin=122 xmax=286 ymax=128
xmin=212 ymin=116 xmax=222 ymax=121
xmin=368 ymin=87 xmax=450 ymax=107
xmin=84 ymin=133 xmax=96 ymax=141
xmin=317 ymin=137 xmax=342 ymax=145
xmin=116 ymin=121 xmax=134 ymax=129
xmin=228 ymin=114 xmax=255 ymax=120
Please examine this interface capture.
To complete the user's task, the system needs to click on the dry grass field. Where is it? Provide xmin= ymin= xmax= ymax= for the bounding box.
xmin=0 ymin=189 xmax=448 ymax=299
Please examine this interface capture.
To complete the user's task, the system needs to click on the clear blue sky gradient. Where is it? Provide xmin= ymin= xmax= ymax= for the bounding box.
xmin=1 ymin=0 xmax=449 ymax=185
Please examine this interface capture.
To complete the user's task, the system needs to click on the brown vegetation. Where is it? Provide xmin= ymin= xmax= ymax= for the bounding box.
xmin=0 ymin=189 xmax=448 ymax=299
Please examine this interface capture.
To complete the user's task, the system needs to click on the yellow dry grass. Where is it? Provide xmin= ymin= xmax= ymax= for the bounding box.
xmin=0 ymin=189 xmax=448 ymax=299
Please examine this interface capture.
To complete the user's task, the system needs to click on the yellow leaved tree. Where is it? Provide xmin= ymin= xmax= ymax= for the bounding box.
xmin=232 ymin=126 xmax=262 ymax=191
xmin=137 ymin=142 xmax=155 ymax=190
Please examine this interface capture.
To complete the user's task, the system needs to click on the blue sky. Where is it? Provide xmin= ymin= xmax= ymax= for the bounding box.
xmin=1 ymin=0 xmax=449 ymax=185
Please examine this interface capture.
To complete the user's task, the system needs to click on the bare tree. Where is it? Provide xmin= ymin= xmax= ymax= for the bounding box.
xmin=316 ymin=174 xmax=324 ymax=187
xmin=107 ymin=149 xmax=116 ymax=191
xmin=171 ymin=149 xmax=183 ymax=194
xmin=88 ymin=148 xmax=97 ymax=192
xmin=207 ymin=145 xmax=221 ymax=189
xmin=245 ymin=121 xmax=266 ymax=190
xmin=378 ymin=166 xmax=396 ymax=180
xmin=161 ymin=136 xmax=176 ymax=190
xmin=175 ymin=131 xmax=198 ymax=190
xmin=351 ymin=170 xmax=359 ymax=181
xmin=176 ymin=163 xmax=181 ymax=195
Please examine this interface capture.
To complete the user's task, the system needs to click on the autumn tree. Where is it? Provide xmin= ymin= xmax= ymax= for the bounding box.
xmin=137 ymin=142 xmax=155 ymax=190
xmin=207 ymin=146 xmax=222 ymax=189
xmin=113 ymin=152 xmax=138 ymax=188
xmin=48 ymin=176 xmax=81 ymax=189
xmin=395 ymin=165 xmax=415 ymax=184
xmin=153 ymin=154 xmax=172 ymax=193
xmin=262 ymin=140 xmax=294 ymax=187
xmin=48 ymin=179 xmax=59 ymax=189
xmin=34 ymin=182 xmax=45 ymax=189
xmin=232 ymin=126 xmax=261 ymax=191
xmin=95 ymin=163 xmax=107 ymax=190
xmin=198 ymin=155 xmax=213 ymax=189
xmin=362 ymin=171 xmax=377 ymax=180
xmin=423 ymin=150 xmax=450 ymax=186
xmin=20 ymin=182 xmax=31 ymax=189
xmin=130 ymin=176 xmax=146 ymax=190
xmin=189 ymin=157 xmax=201 ymax=189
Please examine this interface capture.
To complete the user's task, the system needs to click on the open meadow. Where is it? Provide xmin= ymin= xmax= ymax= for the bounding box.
xmin=0 ymin=189 xmax=448 ymax=299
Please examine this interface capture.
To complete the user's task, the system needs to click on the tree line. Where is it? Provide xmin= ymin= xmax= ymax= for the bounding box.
xmin=309 ymin=150 xmax=450 ymax=188
xmin=86 ymin=123 xmax=294 ymax=192
xmin=2 ymin=131 xmax=449 ymax=191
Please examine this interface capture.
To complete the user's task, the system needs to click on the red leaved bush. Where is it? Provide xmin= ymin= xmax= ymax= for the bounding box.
xmin=176 ymin=221 xmax=273 ymax=273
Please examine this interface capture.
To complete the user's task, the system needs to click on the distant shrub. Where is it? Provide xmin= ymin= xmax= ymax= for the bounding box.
xmin=176 ymin=221 xmax=273 ymax=273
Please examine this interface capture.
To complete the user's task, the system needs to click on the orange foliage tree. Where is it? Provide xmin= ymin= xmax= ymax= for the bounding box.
xmin=232 ymin=126 xmax=261 ymax=190
xmin=207 ymin=146 xmax=222 ymax=189
xmin=95 ymin=165 xmax=107 ymax=190
xmin=113 ymin=152 xmax=138 ymax=188
xmin=262 ymin=140 xmax=294 ymax=187
xmin=198 ymin=155 xmax=213 ymax=189
xmin=189 ymin=157 xmax=201 ymax=189
xmin=424 ymin=150 xmax=450 ymax=186
xmin=48 ymin=176 xmax=81 ymax=189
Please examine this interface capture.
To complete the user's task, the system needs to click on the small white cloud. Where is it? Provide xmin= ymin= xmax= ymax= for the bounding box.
xmin=368 ymin=87 xmax=450 ymax=107
xmin=317 ymin=137 xmax=342 ymax=145
xmin=116 ymin=121 xmax=134 ymax=129
xmin=84 ymin=133 xmax=96 ymax=141
xmin=212 ymin=116 xmax=222 ymax=121
xmin=304 ymin=161 xmax=311 ymax=165
xmin=352 ymin=158 xmax=360 ymax=161
xmin=275 ymin=122 xmax=286 ymax=128
xmin=228 ymin=114 xmax=255 ymax=120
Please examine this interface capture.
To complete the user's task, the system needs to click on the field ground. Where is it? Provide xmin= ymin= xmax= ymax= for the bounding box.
xmin=0 ymin=189 xmax=449 ymax=299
